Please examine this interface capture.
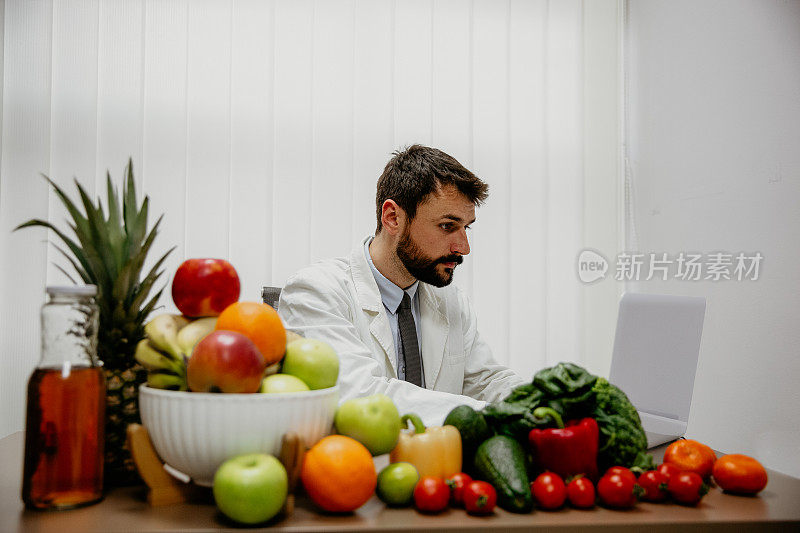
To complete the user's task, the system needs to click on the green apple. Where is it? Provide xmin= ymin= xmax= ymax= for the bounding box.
xmin=334 ymin=394 xmax=401 ymax=456
xmin=212 ymin=453 xmax=288 ymax=525
xmin=260 ymin=374 xmax=310 ymax=393
xmin=281 ymin=338 xmax=339 ymax=390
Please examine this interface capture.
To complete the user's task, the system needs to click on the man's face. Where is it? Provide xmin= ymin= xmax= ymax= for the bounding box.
xmin=395 ymin=185 xmax=475 ymax=287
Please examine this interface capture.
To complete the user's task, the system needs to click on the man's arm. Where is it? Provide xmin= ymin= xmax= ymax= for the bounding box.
xmin=278 ymin=270 xmax=486 ymax=426
xmin=457 ymin=289 xmax=529 ymax=403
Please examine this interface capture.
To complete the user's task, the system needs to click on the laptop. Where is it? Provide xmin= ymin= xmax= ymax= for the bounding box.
xmin=609 ymin=293 xmax=706 ymax=448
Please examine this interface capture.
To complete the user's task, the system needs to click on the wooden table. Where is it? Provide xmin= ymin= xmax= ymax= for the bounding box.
xmin=2 ymin=431 xmax=799 ymax=532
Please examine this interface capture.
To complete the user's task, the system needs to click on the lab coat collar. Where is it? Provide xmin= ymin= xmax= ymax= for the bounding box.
xmin=350 ymin=236 xmax=449 ymax=387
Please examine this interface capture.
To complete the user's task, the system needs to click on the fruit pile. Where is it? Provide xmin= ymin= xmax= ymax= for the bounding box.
xmin=300 ymin=394 xmax=500 ymax=516
xmin=203 ymin=381 xmax=769 ymax=526
xmin=138 ymin=258 xmax=343 ymax=525
xmin=137 ymin=258 xmax=339 ymax=395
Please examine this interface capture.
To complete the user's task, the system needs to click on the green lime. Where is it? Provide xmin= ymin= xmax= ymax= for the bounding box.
xmin=377 ymin=462 xmax=419 ymax=507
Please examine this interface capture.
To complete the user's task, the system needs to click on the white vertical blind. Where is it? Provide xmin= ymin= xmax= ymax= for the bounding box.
xmin=0 ymin=0 xmax=619 ymax=438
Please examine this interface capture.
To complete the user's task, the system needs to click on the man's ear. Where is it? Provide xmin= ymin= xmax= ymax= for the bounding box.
xmin=380 ymin=199 xmax=404 ymax=236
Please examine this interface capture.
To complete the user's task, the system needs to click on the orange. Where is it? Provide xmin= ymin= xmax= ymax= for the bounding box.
xmin=300 ymin=435 xmax=377 ymax=512
xmin=663 ymin=439 xmax=717 ymax=479
xmin=215 ymin=302 xmax=286 ymax=365
xmin=712 ymin=454 xmax=768 ymax=494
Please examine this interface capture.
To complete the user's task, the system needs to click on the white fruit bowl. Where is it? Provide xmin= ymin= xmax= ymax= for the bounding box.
xmin=139 ymin=384 xmax=339 ymax=486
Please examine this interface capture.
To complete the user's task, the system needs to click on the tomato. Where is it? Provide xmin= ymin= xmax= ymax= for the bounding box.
xmin=597 ymin=473 xmax=638 ymax=508
xmin=663 ymin=439 xmax=716 ymax=479
xmin=531 ymin=472 xmax=567 ymax=510
xmin=413 ymin=476 xmax=450 ymax=512
xmin=656 ymin=463 xmax=682 ymax=482
xmin=566 ymin=477 xmax=595 ymax=508
xmin=445 ymin=472 xmax=473 ymax=506
xmin=667 ymin=471 xmax=708 ymax=505
xmin=637 ymin=470 xmax=668 ymax=502
xmin=712 ymin=454 xmax=768 ymax=495
xmin=463 ymin=481 xmax=497 ymax=515
xmin=604 ymin=466 xmax=637 ymax=483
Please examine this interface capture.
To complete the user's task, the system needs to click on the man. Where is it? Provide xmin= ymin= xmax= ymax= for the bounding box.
xmin=278 ymin=145 xmax=526 ymax=425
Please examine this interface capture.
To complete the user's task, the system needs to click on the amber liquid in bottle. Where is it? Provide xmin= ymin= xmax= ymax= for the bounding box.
xmin=22 ymin=364 xmax=105 ymax=510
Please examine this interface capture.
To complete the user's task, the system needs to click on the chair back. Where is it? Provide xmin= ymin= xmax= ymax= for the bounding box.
xmin=261 ymin=286 xmax=282 ymax=310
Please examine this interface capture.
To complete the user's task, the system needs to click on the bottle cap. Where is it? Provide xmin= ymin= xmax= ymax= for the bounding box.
xmin=46 ymin=285 xmax=98 ymax=297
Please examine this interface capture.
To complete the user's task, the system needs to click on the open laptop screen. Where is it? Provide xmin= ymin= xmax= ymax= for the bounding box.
xmin=609 ymin=293 xmax=706 ymax=423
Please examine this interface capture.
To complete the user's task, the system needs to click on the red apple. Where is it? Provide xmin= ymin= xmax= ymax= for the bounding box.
xmin=187 ymin=330 xmax=266 ymax=393
xmin=172 ymin=258 xmax=241 ymax=317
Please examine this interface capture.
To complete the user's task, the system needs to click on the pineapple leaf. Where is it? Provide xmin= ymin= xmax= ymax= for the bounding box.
xmin=51 ymin=243 xmax=91 ymax=283
xmin=39 ymin=174 xmax=91 ymax=241
xmin=53 ymin=263 xmax=78 ymax=284
xmin=122 ymin=160 xmax=138 ymax=244
xmin=117 ymin=212 xmax=165 ymax=307
xmin=138 ymin=286 xmax=166 ymax=324
xmin=130 ymin=245 xmax=174 ymax=312
xmin=15 ymin=219 xmax=97 ymax=282
xmin=105 ymin=173 xmax=125 ymax=275
xmin=128 ymin=196 xmax=149 ymax=261
xmin=76 ymin=180 xmax=117 ymax=285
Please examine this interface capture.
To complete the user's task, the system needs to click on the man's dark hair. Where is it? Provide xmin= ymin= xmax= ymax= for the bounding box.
xmin=375 ymin=144 xmax=489 ymax=234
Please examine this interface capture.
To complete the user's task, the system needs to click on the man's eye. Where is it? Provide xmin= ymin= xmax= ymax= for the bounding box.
xmin=440 ymin=223 xmax=453 ymax=231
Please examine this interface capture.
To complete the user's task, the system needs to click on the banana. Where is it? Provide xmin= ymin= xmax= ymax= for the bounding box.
xmin=144 ymin=314 xmax=186 ymax=358
xmin=147 ymin=370 xmax=187 ymax=391
xmin=264 ymin=362 xmax=281 ymax=377
xmin=176 ymin=317 xmax=217 ymax=358
xmin=286 ymin=330 xmax=303 ymax=345
xmin=134 ymin=339 xmax=183 ymax=372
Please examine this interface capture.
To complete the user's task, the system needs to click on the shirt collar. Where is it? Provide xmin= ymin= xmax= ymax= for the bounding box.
xmin=364 ymin=237 xmax=419 ymax=314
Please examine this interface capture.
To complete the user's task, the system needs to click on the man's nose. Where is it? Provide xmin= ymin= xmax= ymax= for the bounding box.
xmin=451 ymin=228 xmax=470 ymax=256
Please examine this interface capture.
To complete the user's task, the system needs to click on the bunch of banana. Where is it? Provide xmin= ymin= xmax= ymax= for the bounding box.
xmin=135 ymin=313 xmax=217 ymax=390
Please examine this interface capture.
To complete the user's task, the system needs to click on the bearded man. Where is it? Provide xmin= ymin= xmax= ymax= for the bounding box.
xmin=277 ymin=145 xmax=526 ymax=425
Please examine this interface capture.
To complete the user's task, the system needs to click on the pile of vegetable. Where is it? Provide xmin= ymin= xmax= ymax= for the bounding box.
xmin=482 ymin=362 xmax=653 ymax=472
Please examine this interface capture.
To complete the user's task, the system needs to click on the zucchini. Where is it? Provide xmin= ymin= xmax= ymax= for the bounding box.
xmin=443 ymin=405 xmax=492 ymax=474
xmin=474 ymin=435 xmax=533 ymax=513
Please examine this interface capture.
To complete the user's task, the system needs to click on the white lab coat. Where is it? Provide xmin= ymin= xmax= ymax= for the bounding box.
xmin=277 ymin=237 xmax=527 ymax=426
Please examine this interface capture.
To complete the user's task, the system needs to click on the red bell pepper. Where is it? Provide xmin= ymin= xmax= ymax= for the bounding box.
xmin=528 ymin=407 xmax=599 ymax=481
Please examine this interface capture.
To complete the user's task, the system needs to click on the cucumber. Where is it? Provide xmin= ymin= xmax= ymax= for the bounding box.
xmin=474 ymin=435 xmax=533 ymax=513
xmin=443 ymin=405 xmax=492 ymax=474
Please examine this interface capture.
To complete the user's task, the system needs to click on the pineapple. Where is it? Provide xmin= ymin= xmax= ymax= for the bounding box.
xmin=16 ymin=159 xmax=173 ymax=486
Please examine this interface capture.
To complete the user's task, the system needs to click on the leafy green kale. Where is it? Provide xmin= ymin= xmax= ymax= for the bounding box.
xmin=591 ymin=378 xmax=649 ymax=470
xmin=482 ymin=363 xmax=652 ymax=471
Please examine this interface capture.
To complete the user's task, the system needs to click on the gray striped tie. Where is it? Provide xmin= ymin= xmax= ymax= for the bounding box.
xmin=398 ymin=292 xmax=422 ymax=386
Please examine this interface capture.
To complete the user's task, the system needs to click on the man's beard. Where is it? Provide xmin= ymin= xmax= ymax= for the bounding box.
xmin=396 ymin=228 xmax=463 ymax=287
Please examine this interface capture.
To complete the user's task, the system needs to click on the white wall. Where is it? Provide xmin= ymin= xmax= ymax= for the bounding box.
xmin=0 ymin=0 xmax=622 ymax=439
xmin=626 ymin=0 xmax=800 ymax=477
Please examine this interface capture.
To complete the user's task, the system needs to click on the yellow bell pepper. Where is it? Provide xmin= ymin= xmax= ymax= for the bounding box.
xmin=389 ymin=413 xmax=462 ymax=478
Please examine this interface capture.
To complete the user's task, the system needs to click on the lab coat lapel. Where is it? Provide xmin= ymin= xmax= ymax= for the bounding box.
xmin=350 ymin=240 xmax=398 ymax=378
xmin=419 ymin=284 xmax=448 ymax=388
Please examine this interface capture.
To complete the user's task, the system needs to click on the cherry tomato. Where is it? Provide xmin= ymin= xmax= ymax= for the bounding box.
xmin=597 ymin=473 xmax=638 ymax=508
xmin=712 ymin=454 xmax=768 ymax=495
xmin=637 ymin=470 xmax=668 ymax=502
xmin=463 ymin=481 xmax=497 ymax=515
xmin=413 ymin=476 xmax=450 ymax=513
xmin=667 ymin=471 xmax=708 ymax=505
xmin=445 ymin=472 xmax=473 ymax=506
xmin=531 ymin=472 xmax=567 ymax=510
xmin=604 ymin=466 xmax=637 ymax=483
xmin=566 ymin=477 xmax=595 ymax=508
xmin=656 ymin=463 xmax=682 ymax=482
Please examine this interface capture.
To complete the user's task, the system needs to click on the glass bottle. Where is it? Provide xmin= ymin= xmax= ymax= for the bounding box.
xmin=22 ymin=285 xmax=106 ymax=510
